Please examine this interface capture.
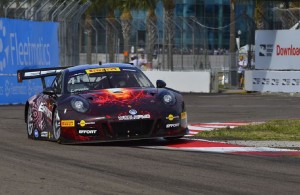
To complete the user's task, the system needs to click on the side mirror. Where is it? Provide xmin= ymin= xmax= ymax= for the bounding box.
xmin=43 ymin=87 xmax=55 ymax=95
xmin=156 ymin=80 xmax=166 ymax=88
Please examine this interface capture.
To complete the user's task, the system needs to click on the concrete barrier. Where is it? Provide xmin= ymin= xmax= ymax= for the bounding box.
xmin=143 ymin=71 xmax=211 ymax=93
xmin=245 ymin=70 xmax=300 ymax=93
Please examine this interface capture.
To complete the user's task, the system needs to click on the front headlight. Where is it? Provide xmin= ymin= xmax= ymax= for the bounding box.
xmin=71 ymin=97 xmax=89 ymax=113
xmin=163 ymin=94 xmax=173 ymax=103
xmin=160 ymin=91 xmax=176 ymax=105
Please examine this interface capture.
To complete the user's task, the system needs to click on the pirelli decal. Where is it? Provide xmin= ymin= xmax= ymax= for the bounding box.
xmin=61 ymin=120 xmax=75 ymax=127
xmin=85 ymin=67 xmax=121 ymax=74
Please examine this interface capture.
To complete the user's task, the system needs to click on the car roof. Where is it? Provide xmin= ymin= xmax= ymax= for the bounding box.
xmin=66 ymin=63 xmax=136 ymax=72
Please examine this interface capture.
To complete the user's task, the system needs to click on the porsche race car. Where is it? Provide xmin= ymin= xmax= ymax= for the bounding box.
xmin=17 ymin=63 xmax=188 ymax=144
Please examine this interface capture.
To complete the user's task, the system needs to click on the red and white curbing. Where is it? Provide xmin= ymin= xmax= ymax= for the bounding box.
xmin=187 ymin=122 xmax=250 ymax=137
xmin=155 ymin=139 xmax=300 ymax=157
xmin=149 ymin=122 xmax=300 ymax=157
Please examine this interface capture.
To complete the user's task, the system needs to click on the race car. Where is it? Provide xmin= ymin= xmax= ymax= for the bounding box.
xmin=17 ymin=63 xmax=188 ymax=144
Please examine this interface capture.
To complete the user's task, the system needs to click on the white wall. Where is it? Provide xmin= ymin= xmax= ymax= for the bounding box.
xmin=143 ymin=71 xmax=211 ymax=93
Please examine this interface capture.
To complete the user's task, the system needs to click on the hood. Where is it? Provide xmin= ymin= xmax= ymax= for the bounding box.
xmin=62 ymin=87 xmax=180 ymax=120
xmin=78 ymin=88 xmax=158 ymax=105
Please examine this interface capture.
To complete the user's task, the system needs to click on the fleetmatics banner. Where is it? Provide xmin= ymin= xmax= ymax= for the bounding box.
xmin=0 ymin=18 xmax=59 ymax=104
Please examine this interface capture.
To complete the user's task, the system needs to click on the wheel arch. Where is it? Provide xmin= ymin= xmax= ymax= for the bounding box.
xmin=51 ymin=104 xmax=63 ymax=144
xmin=51 ymin=104 xmax=58 ymax=123
xmin=25 ymin=102 xmax=29 ymax=123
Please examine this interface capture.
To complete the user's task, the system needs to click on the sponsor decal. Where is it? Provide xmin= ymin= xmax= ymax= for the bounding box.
xmin=0 ymin=20 xmax=8 ymax=71
xmin=48 ymin=132 xmax=52 ymax=139
xmin=259 ymin=44 xmax=266 ymax=56
xmin=282 ymin=79 xmax=291 ymax=86
xmin=38 ymin=102 xmax=52 ymax=119
xmin=292 ymin=79 xmax=300 ymax=85
xmin=181 ymin=112 xmax=187 ymax=119
xmin=276 ymin=45 xmax=300 ymax=56
xmin=78 ymin=129 xmax=97 ymax=135
xmin=166 ymin=114 xmax=179 ymax=121
xmin=0 ymin=19 xmax=59 ymax=70
xmin=70 ymin=87 xmax=89 ymax=93
xmin=271 ymin=79 xmax=279 ymax=85
xmin=259 ymin=44 xmax=273 ymax=57
xmin=61 ymin=120 xmax=75 ymax=127
xmin=118 ymin=114 xmax=150 ymax=120
xmin=261 ymin=78 xmax=270 ymax=85
xmin=41 ymin=131 xmax=48 ymax=138
xmin=253 ymin=78 xmax=261 ymax=85
xmin=5 ymin=80 xmax=10 ymax=96
xmin=34 ymin=129 xmax=39 ymax=138
xmin=129 ymin=109 xmax=137 ymax=115
xmin=166 ymin=123 xmax=180 ymax=128
xmin=79 ymin=120 xmax=86 ymax=127
xmin=78 ymin=120 xmax=96 ymax=127
xmin=85 ymin=67 xmax=120 ymax=74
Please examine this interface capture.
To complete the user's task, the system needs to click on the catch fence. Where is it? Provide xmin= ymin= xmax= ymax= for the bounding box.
xmin=2 ymin=0 xmax=245 ymax=87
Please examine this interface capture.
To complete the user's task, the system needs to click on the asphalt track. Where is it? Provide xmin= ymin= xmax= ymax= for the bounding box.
xmin=1 ymin=93 xmax=300 ymax=194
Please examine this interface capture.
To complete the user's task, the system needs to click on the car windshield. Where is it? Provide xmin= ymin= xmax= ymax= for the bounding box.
xmin=67 ymin=68 xmax=153 ymax=93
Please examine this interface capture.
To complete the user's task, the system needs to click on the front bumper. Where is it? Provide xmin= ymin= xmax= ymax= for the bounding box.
xmin=59 ymin=112 xmax=188 ymax=144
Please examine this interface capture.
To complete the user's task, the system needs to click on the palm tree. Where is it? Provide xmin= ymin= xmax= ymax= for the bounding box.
xmin=254 ymin=0 xmax=267 ymax=30
xmin=229 ymin=0 xmax=236 ymax=54
xmin=0 ymin=0 xmax=10 ymax=17
xmin=90 ymin=0 xmax=120 ymax=62
xmin=162 ymin=0 xmax=175 ymax=71
xmin=277 ymin=0 xmax=300 ymax=28
xmin=229 ymin=0 xmax=237 ymax=85
xmin=84 ymin=13 xmax=93 ymax=64
xmin=118 ymin=0 xmax=140 ymax=63
xmin=105 ymin=1 xmax=120 ymax=63
xmin=138 ymin=0 xmax=158 ymax=67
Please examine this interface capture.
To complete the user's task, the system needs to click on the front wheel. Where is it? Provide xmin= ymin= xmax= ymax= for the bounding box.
xmin=52 ymin=109 xmax=61 ymax=143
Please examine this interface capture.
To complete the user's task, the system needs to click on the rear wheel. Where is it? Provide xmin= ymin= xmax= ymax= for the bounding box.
xmin=52 ymin=109 xmax=61 ymax=143
xmin=26 ymin=106 xmax=34 ymax=139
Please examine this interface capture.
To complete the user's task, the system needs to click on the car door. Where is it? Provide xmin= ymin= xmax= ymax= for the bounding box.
xmin=39 ymin=74 xmax=63 ymax=132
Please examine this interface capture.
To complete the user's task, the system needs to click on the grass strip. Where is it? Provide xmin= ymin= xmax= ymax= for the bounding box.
xmin=195 ymin=119 xmax=300 ymax=141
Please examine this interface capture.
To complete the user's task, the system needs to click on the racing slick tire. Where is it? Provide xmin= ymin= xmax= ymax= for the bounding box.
xmin=52 ymin=109 xmax=62 ymax=143
xmin=26 ymin=106 xmax=35 ymax=139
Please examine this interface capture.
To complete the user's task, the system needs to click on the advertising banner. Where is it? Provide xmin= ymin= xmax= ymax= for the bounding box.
xmin=255 ymin=30 xmax=300 ymax=70
xmin=0 ymin=18 xmax=59 ymax=104
xmin=245 ymin=70 xmax=300 ymax=93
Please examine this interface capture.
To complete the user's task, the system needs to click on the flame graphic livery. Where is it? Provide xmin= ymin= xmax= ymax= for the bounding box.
xmin=31 ymin=96 xmax=47 ymax=130
xmin=90 ymin=88 xmax=150 ymax=105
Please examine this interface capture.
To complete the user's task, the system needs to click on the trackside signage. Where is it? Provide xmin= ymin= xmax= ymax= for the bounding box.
xmin=255 ymin=30 xmax=300 ymax=70
xmin=245 ymin=70 xmax=300 ymax=93
xmin=0 ymin=18 xmax=59 ymax=104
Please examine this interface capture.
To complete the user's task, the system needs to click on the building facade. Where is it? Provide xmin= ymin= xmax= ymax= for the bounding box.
xmin=127 ymin=0 xmax=300 ymax=53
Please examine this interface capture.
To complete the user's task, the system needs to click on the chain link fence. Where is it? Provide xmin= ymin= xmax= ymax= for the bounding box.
xmin=81 ymin=16 xmax=245 ymax=88
xmin=2 ymin=1 xmax=244 ymax=88
xmin=80 ymin=17 xmax=239 ymax=70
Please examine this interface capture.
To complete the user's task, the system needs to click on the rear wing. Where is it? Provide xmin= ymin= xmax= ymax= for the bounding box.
xmin=17 ymin=67 xmax=68 ymax=89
